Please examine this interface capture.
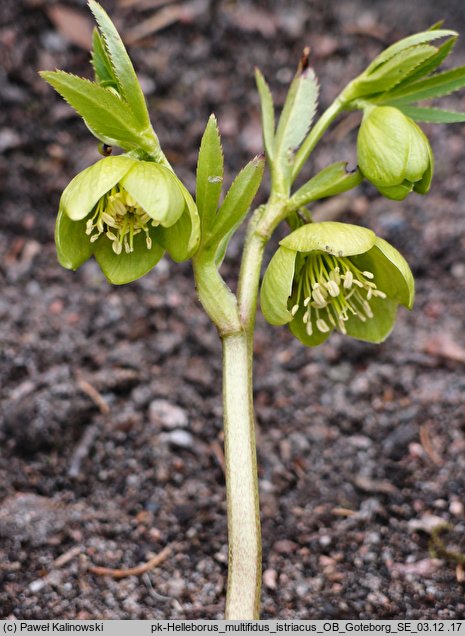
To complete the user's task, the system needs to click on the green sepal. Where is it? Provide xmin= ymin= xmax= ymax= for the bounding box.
xmin=88 ymin=0 xmax=150 ymax=129
xmin=196 ymin=114 xmax=224 ymax=235
xmin=40 ymin=71 xmax=144 ymax=149
xmin=120 ymin=162 xmax=186 ymax=227
xmin=59 ymin=155 xmax=135 ymax=221
xmin=354 ymin=44 xmax=438 ymax=96
xmin=345 ymin=297 xmax=398 ymax=343
xmin=289 ymin=301 xmax=331 ymax=347
xmin=260 ymin=247 xmax=296 ymax=325
xmin=255 ymin=68 xmax=275 ymax=160
xmin=396 ymin=105 xmax=465 ymax=124
xmin=273 ymin=63 xmax=319 ymax=180
xmin=207 ymin=155 xmax=265 ymax=246
xmin=365 ymin=29 xmax=456 ymax=74
xmin=384 ymin=65 xmax=465 ymax=104
xmin=376 ymin=181 xmax=413 ymax=201
xmin=280 ymin=222 xmax=376 ymax=256
xmin=352 ymin=237 xmax=415 ymax=309
xmin=154 ymin=183 xmax=200 ymax=262
xmin=55 ymin=208 xmax=93 ymax=270
xmin=290 ymin=162 xmax=363 ymax=208
xmin=93 ymin=226 xmax=165 ymax=285
xmin=91 ymin=27 xmax=118 ymax=89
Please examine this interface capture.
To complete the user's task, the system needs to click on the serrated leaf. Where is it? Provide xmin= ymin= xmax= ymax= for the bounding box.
xmin=396 ymin=105 xmax=465 ymax=123
xmin=290 ymin=162 xmax=363 ymax=208
xmin=255 ymin=68 xmax=275 ymax=160
xmin=273 ymin=65 xmax=319 ymax=179
xmin=88 ymin=0 xmax=149 ymax=128
xmin=389 ymin=36 xmax=457 ymax=89
xmin=207 ymin=156 xmax=265 ymax=246
xmin=40 ymin=71 xmax=144 ymax=149
xmin=196 ymin=114 xmax=224 ymax=235
xmin=356 ymin=45 xmax=438 ymax=95
xmin=91 ymin=27 xmax=118 ymax=88
xmin=365 ymin=29 xmax=456 ymax=74
xmin=382 ymin=65 xmax=465 ymax=103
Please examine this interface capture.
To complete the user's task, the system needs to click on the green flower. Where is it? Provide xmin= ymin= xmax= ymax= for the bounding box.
xmin=55 ymin=155 xmax=199 ymax=284
xmin=260 ymin=222 xmax=414 ymax=346
xmin=357 ymin=106 xmax=433 ymax=201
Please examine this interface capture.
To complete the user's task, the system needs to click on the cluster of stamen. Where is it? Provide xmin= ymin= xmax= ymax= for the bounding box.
xmin=85 ymin=185 xmax=157 ymax=255
xmin=291 ymin=253 xmax=387 ymax=336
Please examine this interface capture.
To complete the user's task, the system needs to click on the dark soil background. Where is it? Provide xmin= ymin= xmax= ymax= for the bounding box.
xmin=1 ymin=0 xmax=465 ymax=620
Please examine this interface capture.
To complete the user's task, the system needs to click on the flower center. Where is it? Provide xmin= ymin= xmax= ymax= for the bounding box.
xmin=291 ymin=252 xmax=387 ymax=336
xmin=85 ymin=185 xmax=157 ymax=255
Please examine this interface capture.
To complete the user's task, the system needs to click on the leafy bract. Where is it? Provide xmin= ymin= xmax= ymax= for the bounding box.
xmin=40 ymin=71 xmax=144 ymax=149
xmin=273 ymin=63 xmax=319 ymax=181
xmin=255 ymin=68 xmax=275 ymax=160
xmin=91 ymin=28 xmax=118 ymax=88
xmin=290 ymin=162 xmax=363 ymax=208
xmin=396 ymin=105 xmax=465 ymax=123
xmin=88 ymin=0 xmax=150 ymax=128
xmin=207 ymin=156 xmax=265 ymax=247
xmin=196 ymin=115 xmax=224 ymax=235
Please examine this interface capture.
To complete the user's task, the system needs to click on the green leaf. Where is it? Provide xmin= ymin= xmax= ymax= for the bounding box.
xmin=40 ymin=71 xmax=144 ymax=149
xmin=280 ymin=222 xmax=376 ymax=256
xmin=208 ymin=156 xmax=265 ymax=245
xmin=196 ymin=115 xmax=224 ymax=235
xmin=355 ymin=45 xmax=438 ymax=95
xmin=384 ymin=66 xmax=465 ymax=103
xmin=395 ymin=105 xmax=465 ymax=123
xmin=255 ymin=68 xmax=275 ymax=160
xmin=59 ymin=155 xmax=134 ymax=221
xmin=365 ymin=29 xmax=456 ymax=74
xmin=273 ymin=64 xmax=319 ymax=178
xmin=88 ymin=0 xmax=150 ymax=129
xmin=94 ymin=226 xmax=165 ymax=285
xmin=120 ymin=162 xmax=186 ymax=227
xmin=260 ymin=247 xmax=296 ymax=325
xmin=388 ymin=36 xmax=457 ymax=89
xmin=290 ymin=162 xmax=363 ymax=208
xmin=155 ymin=183 xmax=200 ymax=262
xmin=91 ymin=27 xmax=118 ymax=88
xmin=55 ymin=209 xmax=93 ymax=270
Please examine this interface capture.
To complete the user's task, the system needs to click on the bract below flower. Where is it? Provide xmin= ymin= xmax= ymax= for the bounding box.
xmin=260 ymin=222 xmax=414 ymax=346
xmin=357 ymin=106 xmax=433 ymax=201
xmin=55 ymin=155 xmax=199 ymax=284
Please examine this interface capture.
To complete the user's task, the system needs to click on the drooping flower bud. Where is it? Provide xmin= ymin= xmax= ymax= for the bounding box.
xmin=260 ymin=222 xmax=414 ymax=346
xmin=357 ymin=106 xmax=433 ymax=201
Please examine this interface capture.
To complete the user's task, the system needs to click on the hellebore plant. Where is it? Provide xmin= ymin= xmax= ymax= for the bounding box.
xmin=41 ymin=3 xmax=465 ymax=619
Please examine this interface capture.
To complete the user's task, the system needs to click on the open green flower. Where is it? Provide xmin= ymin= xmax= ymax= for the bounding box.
xmin=55 ymin=154 xmax=199 ymax=284
xmin=357 ymin=106 xmax=433 ymax=201
xmin=260 ymin=222 xmax=414 ymax=346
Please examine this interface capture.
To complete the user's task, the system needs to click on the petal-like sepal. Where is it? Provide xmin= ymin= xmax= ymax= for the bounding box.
xmin=55 ymin=208 xmax=93 ymax=270
xmin=280 ymin=221 xmax=376 ymax=256
xmin=260 ymin=247 xmax=296 ymax=325
xmin=345 ymin=297 xmax=398 ymax=343
xmin=93 ymin=225 xmax=165 ymax=285
xmin=60 ymin=155 xmax=135 ymax=220
xmin=120 ymin=162 xmax=186 ymax=227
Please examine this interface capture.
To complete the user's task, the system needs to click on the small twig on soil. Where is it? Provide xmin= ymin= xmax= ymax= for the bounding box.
xmin=210 ymin=439 xmax=226 ymax=474
xmin=76 ymin=376 xmax=110 ymax=414
xmin=419 ymin=423 xmax=443 ymax=466
xmin=53 ymin=545 xmax=84 ymax=568
xmin=68 ymin=423 xmax=99 ymax=478
xmin=88 ymin=545 xmax=172 ymax=579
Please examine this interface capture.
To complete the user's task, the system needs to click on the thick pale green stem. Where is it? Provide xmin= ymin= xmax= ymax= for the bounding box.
xmin=223 ymin=332 xmax=261 ymax=619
